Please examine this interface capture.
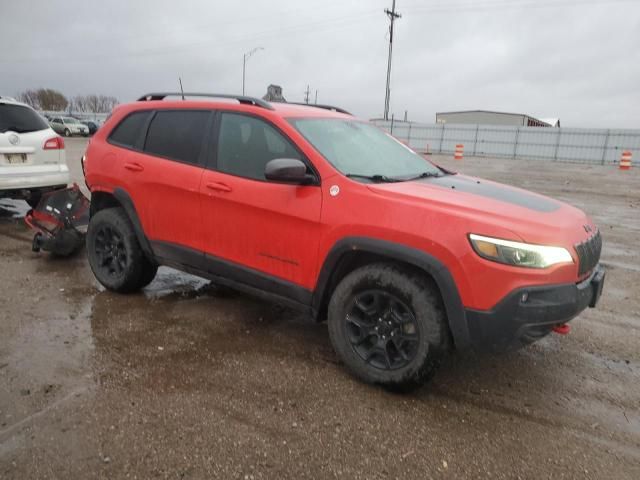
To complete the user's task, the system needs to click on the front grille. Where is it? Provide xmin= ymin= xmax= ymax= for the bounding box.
xmin=575 ymin=230 xmax=602 ymax=277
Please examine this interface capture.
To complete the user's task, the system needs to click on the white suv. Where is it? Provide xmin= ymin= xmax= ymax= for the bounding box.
xmin=0 ymin=97 xmax=69 ymax=207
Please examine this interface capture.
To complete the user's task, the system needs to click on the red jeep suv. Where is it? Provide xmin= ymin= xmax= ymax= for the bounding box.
xmin=83 ymin=93 xmax=605 ymax=389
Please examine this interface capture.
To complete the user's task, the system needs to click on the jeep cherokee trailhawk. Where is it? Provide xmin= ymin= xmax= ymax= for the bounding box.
xmin=82 ymin=93 xmax=605 ymax=389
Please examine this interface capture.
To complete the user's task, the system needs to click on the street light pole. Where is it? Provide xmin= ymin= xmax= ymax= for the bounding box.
xmin=242 ymin=47 xmax=264 ymax=95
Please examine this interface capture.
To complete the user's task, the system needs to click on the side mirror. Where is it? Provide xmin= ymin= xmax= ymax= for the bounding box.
xmin=265 ymin=158 xmax=315 ymax=185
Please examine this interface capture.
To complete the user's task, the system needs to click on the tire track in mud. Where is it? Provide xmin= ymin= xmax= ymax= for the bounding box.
xmin=426 ymin=387 xmax=640 ymax=461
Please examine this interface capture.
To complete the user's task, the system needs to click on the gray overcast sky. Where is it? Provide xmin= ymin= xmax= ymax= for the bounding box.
xmin=2 ymin=0 xmax=639 ymax=127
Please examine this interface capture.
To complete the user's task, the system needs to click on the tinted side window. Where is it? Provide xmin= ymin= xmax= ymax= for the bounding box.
xmin=217 ymin=113 xmax=301 ymax=180
xmin=109 ymin=111 xmax=150 ymax=148
xmin=144 ymin=110 xmax=209 ymax=165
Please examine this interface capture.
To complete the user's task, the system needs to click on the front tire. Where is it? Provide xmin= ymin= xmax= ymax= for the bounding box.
xmin=328 ymin=263 xmax=450 ymax=390
xmin=64 ymin=128 xmax=71 ymax=137
xmin=87 ymin=207 xmax=157 ymax=292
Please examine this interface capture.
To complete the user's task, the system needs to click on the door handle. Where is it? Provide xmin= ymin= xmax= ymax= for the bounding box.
xmin=205 ymin=182 xmax=232 ymax=193
xmin=124 ymin=162 xmax=144 ymax=172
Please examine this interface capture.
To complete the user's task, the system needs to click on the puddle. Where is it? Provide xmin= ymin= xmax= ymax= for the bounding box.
xmin=0 ymin=291 xmax=96 ymax=442
xmin=0 ymin=199 xmax=30 ymax=221
xmin=142 ymin=267 xmax=212 ymax=300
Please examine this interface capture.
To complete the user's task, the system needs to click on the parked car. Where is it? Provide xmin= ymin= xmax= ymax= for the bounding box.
xmin=82 ymin=92 xmax=605 ymax=389
xmin=80 ymin=120 xmax=99 ymax=135
xmin=0 ymin=96 xmax=69 ymax=207
xmin=49 ymin=116 xmax=89 ymax=137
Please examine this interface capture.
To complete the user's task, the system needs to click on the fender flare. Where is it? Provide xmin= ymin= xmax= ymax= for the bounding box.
xmin=112 ymin=187 xmax=156 ymax=262
xmin=312 ymin=237 xmax=471 ymax=349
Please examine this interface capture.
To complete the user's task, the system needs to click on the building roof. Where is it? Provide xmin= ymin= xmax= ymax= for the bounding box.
xmin=540 ymin=118 xmax=560 ymax=127
xmin=436 ymin=109 xmax=555 ymax=127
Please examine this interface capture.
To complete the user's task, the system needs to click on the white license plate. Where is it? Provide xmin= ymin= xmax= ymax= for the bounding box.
xmin=5 ymin=154 xmax=27 ymax=164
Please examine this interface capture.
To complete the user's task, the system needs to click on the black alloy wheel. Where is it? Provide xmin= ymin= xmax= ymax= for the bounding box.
xmin=346 ymin=290 xmax=420 ymax=370
xmin=327 ymin=263 xmax=450 ymax=389
xmin=86 ymin=207 xmax=157 ymax=292
xmin=93 ymin=224 xmax=127 ymax=277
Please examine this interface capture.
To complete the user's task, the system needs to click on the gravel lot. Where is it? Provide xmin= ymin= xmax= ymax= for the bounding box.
xmin=1 ymin=138 xmax=639 ymax=479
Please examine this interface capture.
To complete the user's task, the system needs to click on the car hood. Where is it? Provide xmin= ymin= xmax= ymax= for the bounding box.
xmin=367 ymin=174 xmax=594 ymax=246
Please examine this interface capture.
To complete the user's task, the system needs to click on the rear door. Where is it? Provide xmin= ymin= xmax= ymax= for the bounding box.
xmin=199 ymin=111 xmax=322 ymax=293
xmin=112 ymin=109 xmax=213 ymax=259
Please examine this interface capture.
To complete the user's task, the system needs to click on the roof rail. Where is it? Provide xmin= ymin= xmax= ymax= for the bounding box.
xmin=137 ymin=92 xmax=274 ymax=110
xmin=287 ymin=102 xmax=352 ymax=115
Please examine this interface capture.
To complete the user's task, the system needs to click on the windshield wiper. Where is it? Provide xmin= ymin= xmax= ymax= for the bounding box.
xmin=345 ymin=173 xmax=399 ymax=183
xmin=399 ymin=171 xmax=443 ymax=181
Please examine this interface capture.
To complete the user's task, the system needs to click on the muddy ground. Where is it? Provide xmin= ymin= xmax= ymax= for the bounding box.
xmin=1 ymin=138 xmax=639 ymax=479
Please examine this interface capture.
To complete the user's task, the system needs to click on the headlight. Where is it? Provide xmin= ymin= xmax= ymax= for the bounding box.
xmin=469 ymin=234 xmax=573 ymax=268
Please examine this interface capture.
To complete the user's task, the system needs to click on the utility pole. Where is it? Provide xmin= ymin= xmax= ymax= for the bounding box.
xmin=242 ymin=47 xmax=263 ymax=95
xmin=315 ymin=89 xmax=318 ymax=104
xmin=304 ymin=85 xmax=311 ymax=104
xmin=383 ymin=0 xmax=401 ymax=120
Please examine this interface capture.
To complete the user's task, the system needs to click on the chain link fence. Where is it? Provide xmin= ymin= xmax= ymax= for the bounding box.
xmin=371 ymin=120 xmax=639 ymax=165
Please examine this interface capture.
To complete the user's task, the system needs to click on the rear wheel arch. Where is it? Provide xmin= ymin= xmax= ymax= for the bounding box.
xmin=312 ymin=237 xmax=470 ymax=349
xmin=90 ymin=188 xmax=155 ymax=263
xmin=90 ymin=191 xmax=121 ymax=217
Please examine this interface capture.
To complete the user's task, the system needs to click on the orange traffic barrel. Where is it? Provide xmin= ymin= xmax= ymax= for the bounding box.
xmin=454 ymin=144 xmax=464 ymax=160
xmin=620 ymin=151 xmax=632 ymax=170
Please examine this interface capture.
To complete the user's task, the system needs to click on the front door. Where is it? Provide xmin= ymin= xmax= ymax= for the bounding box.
xmin=199 ymin=112 xmax=322 ymax=294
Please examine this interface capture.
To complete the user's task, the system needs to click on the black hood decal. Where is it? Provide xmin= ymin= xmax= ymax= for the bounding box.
xmin=421 ymin=175 xmax=560 ymax=213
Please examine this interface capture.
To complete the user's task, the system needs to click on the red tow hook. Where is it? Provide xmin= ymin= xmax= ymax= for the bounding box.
xmin=553 ymin=323 xmax=571 ymax=335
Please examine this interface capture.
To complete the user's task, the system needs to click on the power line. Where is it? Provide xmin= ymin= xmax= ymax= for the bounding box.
xmin=1 ymin=0 xmax=634 ymax=65
xmin=1 ymin=10 xmax=381 ymax=65
xmin=383 ymin=0 xmax=401 ymax=121
xmin=402 ymin=0 xmax=636 ymax=14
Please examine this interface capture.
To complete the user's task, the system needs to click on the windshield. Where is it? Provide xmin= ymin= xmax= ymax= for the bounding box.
xmin=64 ymin=117 xmax=79 ymax=124
xmin=0 ymin=103 xmax=50 ymax=134
xmin=289 ymin=118 xmax=442 ymax=180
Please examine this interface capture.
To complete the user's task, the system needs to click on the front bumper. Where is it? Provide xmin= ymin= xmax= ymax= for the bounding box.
xmin=464 ymin=265 xmax=605 ymax=351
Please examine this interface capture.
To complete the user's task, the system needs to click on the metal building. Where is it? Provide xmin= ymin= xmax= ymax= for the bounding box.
xmin=436 ymin=110 xmax=555 ymax=127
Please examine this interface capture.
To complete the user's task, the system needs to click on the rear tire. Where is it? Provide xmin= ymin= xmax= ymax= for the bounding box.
xmin=328 ymin=263 xmax=450 ymax=390
xmin=139 ymin=256 xmax=158 ymax=287
xmin=86 ymin=207 xmax=156 ymax=292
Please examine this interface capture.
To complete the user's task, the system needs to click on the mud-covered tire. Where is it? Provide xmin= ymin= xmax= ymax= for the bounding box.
xmin=328 ymin=263 xmax=450 ymax=390
xmin=139 ymin=256 xmax=158 ymax=288
xmin=87 ymin=207 xmax=155 ymax=293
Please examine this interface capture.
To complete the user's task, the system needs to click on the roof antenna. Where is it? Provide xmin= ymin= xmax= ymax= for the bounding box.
xmin=179 ymin=77 xmax=185 ymax=100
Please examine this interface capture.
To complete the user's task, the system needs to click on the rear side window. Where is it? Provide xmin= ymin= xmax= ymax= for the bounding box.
xmin=109 ymin=111 xmax=150 ymax=148
xmin=0 ymin=103 xmax=49 ymax=134
xmin=144 ymin=110 xmax=209 ymax=165
xmin=217 ymin=113 xmax=301 ymax=180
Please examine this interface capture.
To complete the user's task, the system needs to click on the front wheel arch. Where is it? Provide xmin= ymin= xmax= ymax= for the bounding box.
xmin=312 ymin=237 xmax=470 ymax=349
